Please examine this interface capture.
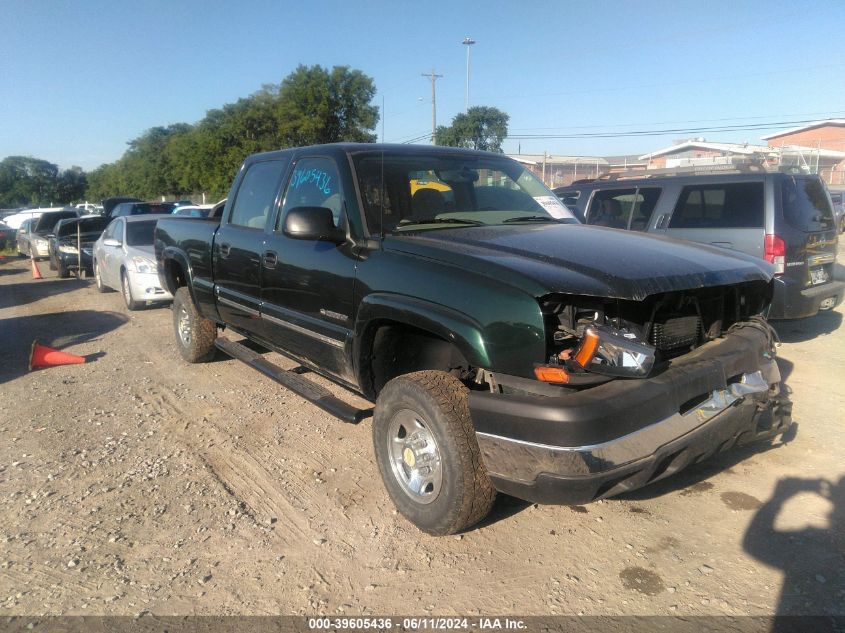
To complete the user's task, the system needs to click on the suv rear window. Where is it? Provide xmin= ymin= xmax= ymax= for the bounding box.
xmin=780 ymin=177 xmax=834 ymax=232
xmin=670 ymin=182 xmax=764 ymax=229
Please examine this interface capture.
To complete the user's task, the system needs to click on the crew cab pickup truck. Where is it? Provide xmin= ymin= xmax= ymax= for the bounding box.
xmin=155 ymin=143 xmax=792 ymax=535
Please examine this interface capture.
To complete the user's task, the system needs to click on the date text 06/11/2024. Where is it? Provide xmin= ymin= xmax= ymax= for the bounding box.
xmin=307 ymin=617 xmax=527 ymax=630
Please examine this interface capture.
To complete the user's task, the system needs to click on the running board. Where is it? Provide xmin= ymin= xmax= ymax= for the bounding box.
xmin=214 ymin=337 xmax=372 ymax=424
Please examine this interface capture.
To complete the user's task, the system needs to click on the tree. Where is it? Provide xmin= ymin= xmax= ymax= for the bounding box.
xmin=0 ymin=156 xmax=60 ymax=206
xmin=435 ymin=106 xmax=509 ymax=152
xmin=85 ymin=65 xmax=380 ymax=202
xmin=275 ymin=65 xmax=379 ymax=146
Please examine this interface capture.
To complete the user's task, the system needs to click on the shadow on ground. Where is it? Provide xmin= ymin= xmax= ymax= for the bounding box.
xmin=0 ymin=278 xmax=90 ymax=310
xmin=744 ymin=476 xmax=845 ymax=620
xmin=772 ymin=309 xmax=843 ymax=344
xmin=0 ymin=310 xmax=128 ymax=385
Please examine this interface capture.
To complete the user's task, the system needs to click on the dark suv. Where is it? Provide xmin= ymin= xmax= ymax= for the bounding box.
xmin=556 ymin=170 xmax=843 ymax=319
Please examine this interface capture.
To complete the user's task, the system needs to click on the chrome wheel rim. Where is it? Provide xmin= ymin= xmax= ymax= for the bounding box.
xmin=387 ymin=409 xmax=443 ymax=504
xmin=177 ymin=305 xmax=192 ymax=346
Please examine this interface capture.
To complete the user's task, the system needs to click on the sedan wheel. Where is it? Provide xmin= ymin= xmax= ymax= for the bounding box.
xmin=121 ymin=271 xmax=142 ymax=311
xmin=94 ymin=261 xmax=109 ymax=293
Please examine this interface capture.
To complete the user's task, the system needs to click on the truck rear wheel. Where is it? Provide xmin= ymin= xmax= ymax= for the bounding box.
xmin=172 ymin=286 xmax=216 ymax=363
xmin=373 ymin=370 xmax=496 ymax=535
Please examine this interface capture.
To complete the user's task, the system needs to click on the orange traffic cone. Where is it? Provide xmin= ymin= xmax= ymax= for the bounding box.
xmin=29 ymin=341 xmax=86 ymax=370
xmin=30 ymin=257 xmax=43 ymax=280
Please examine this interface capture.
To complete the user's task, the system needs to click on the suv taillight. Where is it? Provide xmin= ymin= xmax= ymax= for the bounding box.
xmin=764 ymin=234 xmax=786 ymax=275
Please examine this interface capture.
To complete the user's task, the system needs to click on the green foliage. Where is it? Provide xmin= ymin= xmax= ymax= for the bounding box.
xmin=0 ymin=156 xmax=86 ymax=207
xmin=86 ymin=65 xmax=379 ymax=201
xmin=435 ymin=106 xmax=509 ymax=152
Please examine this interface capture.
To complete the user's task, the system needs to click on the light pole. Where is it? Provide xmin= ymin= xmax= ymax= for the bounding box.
xmin=462 ymin=37 xmax=475 ymax=112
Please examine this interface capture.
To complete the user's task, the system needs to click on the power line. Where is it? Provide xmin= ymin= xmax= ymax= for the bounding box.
xmin=506 ymin=118 xmax=832 ymax=140
xmin=509 ymin=110 xmax=845 ymax=132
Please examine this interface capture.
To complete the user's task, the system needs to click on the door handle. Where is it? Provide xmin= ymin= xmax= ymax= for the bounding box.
xmin=262 ymin=250 xmax=278 ymax=269
xmin=219 ymin=243 xmax=231 ymax=257
xmin=656 ymin=214 xmax=669 ymax=229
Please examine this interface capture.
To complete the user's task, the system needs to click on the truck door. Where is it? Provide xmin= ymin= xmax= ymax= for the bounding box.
xmin=214 ymin=159 xmax=288 ymax=335
xmin=259 ymin=156 xmax=358 ymax=380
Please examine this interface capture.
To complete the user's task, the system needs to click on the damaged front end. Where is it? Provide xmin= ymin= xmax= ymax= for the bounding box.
xmin=532 ymin=280 xmax=772 ymax=387
xmin=468 ymin=280 xmax=792 ymax=505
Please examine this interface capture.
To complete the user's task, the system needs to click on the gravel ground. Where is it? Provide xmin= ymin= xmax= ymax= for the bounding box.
xmin=0 ymin=251 xmax=842 ymax=617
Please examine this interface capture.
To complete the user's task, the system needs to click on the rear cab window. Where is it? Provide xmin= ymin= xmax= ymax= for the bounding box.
xmin=780 ymin=177 xmax=834 ymax=232
xmin=669 ymin=182 xmax=764 ymax=228
xmin=228 ymin=160 xmax=287 ymax=229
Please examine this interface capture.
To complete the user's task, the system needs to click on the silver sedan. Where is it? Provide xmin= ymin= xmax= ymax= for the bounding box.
xmin=92 ymin=214 xmax=173 ymax=310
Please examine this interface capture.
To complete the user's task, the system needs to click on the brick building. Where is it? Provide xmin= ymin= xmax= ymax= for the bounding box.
xmin=761 ymin=120 xmax=845 ymax=185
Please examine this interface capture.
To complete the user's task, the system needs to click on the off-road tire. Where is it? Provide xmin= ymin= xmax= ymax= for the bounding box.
xmin=121 ymin=270 xmax=142 ymax=311
xmin=373 ymin=370 xmax=496 ymax=535
xmin=172 ymin=286 xmax=216 ymax=363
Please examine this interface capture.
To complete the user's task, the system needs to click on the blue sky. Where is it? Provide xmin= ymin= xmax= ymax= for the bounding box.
xmin=2 ymin=0 xmax=844 ymax=170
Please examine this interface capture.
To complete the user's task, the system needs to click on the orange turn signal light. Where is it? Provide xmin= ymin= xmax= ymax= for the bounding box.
xmin=574 ymin=326 xmax=600 ymax=368
xmin=534 ymin=365 xmax=570 ymax=384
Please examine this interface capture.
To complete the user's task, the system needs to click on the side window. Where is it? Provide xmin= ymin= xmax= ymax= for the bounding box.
xmin=278 ymin=157 xmax=343 ymax=229
xmin=587 ymin=189 xmax=636 ymax=229
xmin=670 ymin=182 xmax=764 ymax=229
xmin=229 ymin=160 xmax=286 ymax=229
xmin=629 ymin=187 xmax=661 ymax=231
xmin=102 ymin=220 xmax=117 ymax=241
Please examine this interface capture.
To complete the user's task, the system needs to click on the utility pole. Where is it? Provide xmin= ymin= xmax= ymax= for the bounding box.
xmin=421 ymin=69 xmax=442 ymax=144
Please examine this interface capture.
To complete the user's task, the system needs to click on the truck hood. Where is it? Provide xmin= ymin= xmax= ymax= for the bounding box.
xmin=385 ymin=223 xmax=774 ymax=301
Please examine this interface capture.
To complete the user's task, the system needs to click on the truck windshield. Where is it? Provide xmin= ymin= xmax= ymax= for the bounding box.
xmin=352 ymin=152 xmax=577 ymax=235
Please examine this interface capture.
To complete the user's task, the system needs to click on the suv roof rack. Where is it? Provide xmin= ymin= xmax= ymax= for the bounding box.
xmin=595 ymin=160 xmax=810 ymax=181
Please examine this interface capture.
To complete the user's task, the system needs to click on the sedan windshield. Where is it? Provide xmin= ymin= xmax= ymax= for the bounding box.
xmin=125 ymin=221 xmax=157 ymax=246
xmin=352 ymin=152 xmax=577 ymax=235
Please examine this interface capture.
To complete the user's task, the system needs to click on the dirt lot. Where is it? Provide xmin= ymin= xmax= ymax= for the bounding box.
xmin=0 ymin=253 xmax=843 ymax=618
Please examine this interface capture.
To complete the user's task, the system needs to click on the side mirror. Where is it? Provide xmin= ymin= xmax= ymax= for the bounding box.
xmin=283 ymin=206 xmax=346 ymax=244
xmin=103 ymin=238 xmax=122 ymax=247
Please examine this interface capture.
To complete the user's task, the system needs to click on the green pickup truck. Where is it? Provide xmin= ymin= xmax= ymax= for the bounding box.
xmin=154 ymin=143 xmax=792 ymax=535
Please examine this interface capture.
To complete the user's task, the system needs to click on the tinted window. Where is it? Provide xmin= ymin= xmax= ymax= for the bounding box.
xmin=229 ymin=160 xmax=285 ymax=228
xmin=781 ymin=177 xmax=834 ymax=232
xmin=125 ymin=221 xmax=157 ymax=246
xmin=279 ymin=157 xmax=343 ymax=229
xmin=670 ymin=182 xmax=764 ymax=229
xmin=34 ymin=211 xmax=77 ymax=233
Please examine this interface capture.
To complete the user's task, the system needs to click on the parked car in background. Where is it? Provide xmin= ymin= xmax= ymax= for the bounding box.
xmin=0 ymin=222 xmax=14 ymax=249
xmin=101 ymin=197 xmax=141 ymax=220
xmin=93 ymin=214 xmax=173 ymax=310
xmin=561 ymin=169 xmax=843 ymax=320
xmin=15 ymin=208 xmax=80 ymax=259
xmin=171 ymin=204 xmax=215 ymax=217
xmin=74 ymin=202 xmax=103 ymax=215
xmin=109 ymin=201 xmax=176 ymax=220
xmin=48 ymin=215 xmax=109 ymax=278
xmin=3 ymin=207 xmax=61 ymax=230
xmin=15 ymin=219 xmax=36 ymax=256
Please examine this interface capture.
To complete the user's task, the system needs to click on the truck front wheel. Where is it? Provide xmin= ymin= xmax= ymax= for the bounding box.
xmin=172 ymin=286 xmax=216 ymax=363
xmin=373 ymin=370 xmax=496 ymax=535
